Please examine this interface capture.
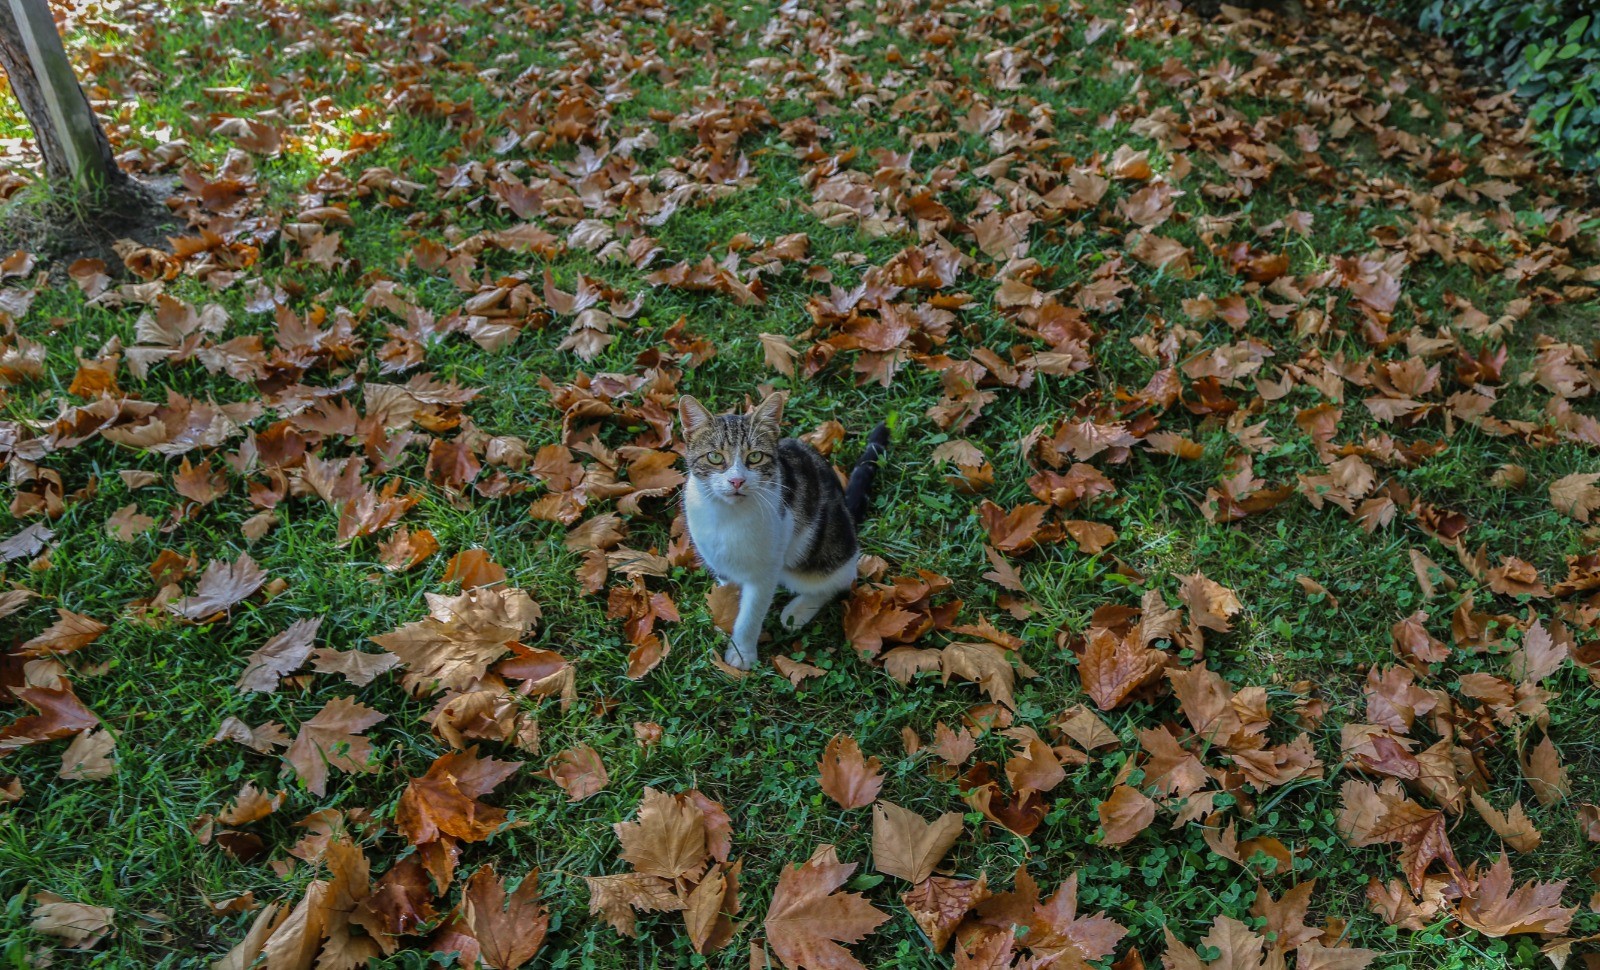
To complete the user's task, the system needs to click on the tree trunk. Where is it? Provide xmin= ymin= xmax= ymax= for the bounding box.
xmin=0 ymin=0 xmax=127 ymax=197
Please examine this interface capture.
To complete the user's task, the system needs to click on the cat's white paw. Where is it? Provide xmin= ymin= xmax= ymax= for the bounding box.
xmin=780 ymin=596 xmax=821 ymax=630
xmin=724 ymin=644 xmax=756 ymax=671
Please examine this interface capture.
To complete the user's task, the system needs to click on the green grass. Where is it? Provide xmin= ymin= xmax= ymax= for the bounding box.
xmin=1 ymin=0 xmax=1599 ymax=967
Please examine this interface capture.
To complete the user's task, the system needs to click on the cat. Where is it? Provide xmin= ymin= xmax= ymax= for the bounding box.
xmin=678 ymin=392 xmax=889 ymax=670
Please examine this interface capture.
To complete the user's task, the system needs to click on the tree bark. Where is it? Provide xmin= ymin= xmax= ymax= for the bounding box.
xmin=0 ymin=0 xmax=127 ymax=196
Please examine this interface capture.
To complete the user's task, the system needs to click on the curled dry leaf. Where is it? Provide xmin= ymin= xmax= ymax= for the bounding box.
xmin=237 ymin=617 xmax=322 ymax=693
xmin=541 ymin=744 xmax=608 ymax=802
xmin=1455 ymin=853 xmax=1575 ymax=937
xmin=371 ymin=585 xmax=541 ymax=695
xmin=902 ymin=874 xmax=989 ymax=953
xmin=17 ymin=609 xmax=107 ymax=657
xmin=397 ymin=747 xmax=521 ymax=845
xmin=167 ymin=552 xmax=267 ymax=621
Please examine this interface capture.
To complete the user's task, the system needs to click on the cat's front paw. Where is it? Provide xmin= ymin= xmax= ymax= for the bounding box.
xmin=723 ymin=644 xmax=756 ymax=671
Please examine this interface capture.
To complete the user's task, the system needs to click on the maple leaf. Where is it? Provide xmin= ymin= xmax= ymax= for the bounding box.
xmin=818 ymin=735 xmax=884 ymax=810
xmin=1178 ymin=573 xmax=1241 ymax=633
xmin=237 ymin=617 xmax=321 ymax=692
xmin=1548 ymin=472 xmax=1600 ymax=522
xmin=940 ymin=641 xmax=1017 ymax=710
xmin=1336 ymin=780 xmax=1462 ymax=892
xmin=211 ymin=717 xmax=289 ymax=753
xmin=616 ymin=787 xmax=710 ymax=879
xmin=59 ymin=728 xmax=116 ymax=781
xmin=0 ymin=522 xmax=52 ymax=562
xmin=167 ymin=553 xmax=267 ymax=621
xmin=683 ymin=860 xmax=742 ymax=955
xmin=396 ymin=747 xmax=521 ymax=845
xmin=442 ymin=549 xmax=507 ymax=589
xmin=584 ymin=873 xmax=684 ymax=938
xmin=16 ymin=609 xmax=107 ymax=656
xmin=1468 ymin=791 xmax=1541 ymax=853
xmin=283 ymin=697 xmax=387 ymax=797
xmin=977 ymin=500 xmax=1052 ymax=554
xmin=871 ymin=801 xmax=963 ymax=884
xmin=311 ymin=648 xmax=401 ymax=687
xmin=1078 ymin=626 xmax=1166 ymax=711
xmin=371 ymin=586 xmax=541 ymax=694
xmin=1004 ymin=734 xmax=1065 ymax=794
xmin=968 ymin=868 xmax=1128 ymax=966
xmin=1521 ymin=735 xmax=1570 ymax=806
xmin=1249 ymin=881 xmax=1319 ymax=953
xmin=1162 ymin=915 xmax=1268 ymax=970
xmin=1454 ymin=853 xmax=1574 ymax=937
xmin=461 ymin=865 xmax=548 ymax=969
xmin=764 ymin=844 xmax=890 ymax=970
xmin=903 ymin=875 xmax=989 ymax=953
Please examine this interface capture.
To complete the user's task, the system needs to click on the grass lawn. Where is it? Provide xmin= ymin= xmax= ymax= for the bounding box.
xmin=1 ymin=0 xmax=1598 ymax=967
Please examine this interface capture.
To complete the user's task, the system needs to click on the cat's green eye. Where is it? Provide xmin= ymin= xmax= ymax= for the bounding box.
xmin=746 ymin=451 xmax=766 ymax=465
xmin=705 ymin=451 xmax=725 ymax=465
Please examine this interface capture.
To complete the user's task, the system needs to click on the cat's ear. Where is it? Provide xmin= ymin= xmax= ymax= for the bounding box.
xmin=750 ymin=391 xmax=785 ymax=433
xmin=678 ymin=395 xmax=713 ymax=435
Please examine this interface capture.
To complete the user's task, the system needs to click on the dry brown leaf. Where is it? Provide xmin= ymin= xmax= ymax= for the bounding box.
xmin=30 ymin=893 xmax=115 ymax=949
xmin=871 ymin=801 xmax=963 ymax=884
xmin=283 ymin=697 xmax=387 ymax=797
xmin=764 ymin=844 xmax=890 ymax=970
xmin=818 ymin=735 xmax=884 ymax=810
xmin=237 ymin=617 xmax=321 ymax=693
xmin=462 ymin=864 xmax=548 ymax=969
xmin=541 ymin=744 xmax=608 ymax=802
xmin=1469 ymin=790 xmax=1542 ymax=853
xmin=1099 ymin=784 xmax=1156 ymax=847
xmin=59 ymin=728 xmax=116 ymax=781
xmin=1455 ymin=853 xmax=1575 ymax=937
xmin=17 ymin=609 xmax=107 ymax=656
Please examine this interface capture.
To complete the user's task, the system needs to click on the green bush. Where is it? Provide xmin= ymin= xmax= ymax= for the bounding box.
xmin=1371 ymin=1 xmax=1599 ymax=173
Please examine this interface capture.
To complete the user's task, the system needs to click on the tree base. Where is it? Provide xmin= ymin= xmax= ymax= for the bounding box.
xmin=0 ymin=173 xmax=178 ymax=279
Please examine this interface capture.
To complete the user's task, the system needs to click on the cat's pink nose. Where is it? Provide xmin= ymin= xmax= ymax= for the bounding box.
xmin=728 ymin=477 xmax=745 ymax=491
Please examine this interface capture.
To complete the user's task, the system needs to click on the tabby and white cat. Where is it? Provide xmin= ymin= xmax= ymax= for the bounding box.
xmin=679 ymin=393 xmax=889 ymax=670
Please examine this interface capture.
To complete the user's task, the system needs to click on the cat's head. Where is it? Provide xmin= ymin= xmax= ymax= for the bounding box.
xmin=678 ymin=393 xmax=784 ymax=503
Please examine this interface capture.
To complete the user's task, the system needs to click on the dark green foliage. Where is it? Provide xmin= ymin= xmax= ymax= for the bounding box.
xmin=1369 ymin=0 xmax=1600 ymax=173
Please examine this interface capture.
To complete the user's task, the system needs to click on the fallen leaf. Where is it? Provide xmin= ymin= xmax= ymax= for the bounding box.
xmin=30 ymin=893 xmax=114 ymax=949
xmin=764 ymin=844 xmax=890 ymax=970
xmin=872 ymin=801 xmax=963 ymax=884
xmin=237 ymin=617 xmax=322 ymax=693
xmin=59 ymin=728 xmax=116 ymax=781
xmin=541 ymin=744 xmax=608 ymax=802
xmin=1099 ymin=784 xmax=1156 ymax=846
xmin=283 ymin=697 xmax=387 ymax=797
xmin=462 ymin=865 xmax=548 ymax=969
xmin=818 ymin=735 xmax=884 ymax=810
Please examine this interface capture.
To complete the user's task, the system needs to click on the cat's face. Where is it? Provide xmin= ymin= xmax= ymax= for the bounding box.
xmin=678 ymin=393 xmax=783 ymax=504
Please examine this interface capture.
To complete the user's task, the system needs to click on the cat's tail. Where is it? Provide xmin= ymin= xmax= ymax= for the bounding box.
xmin=844 ymin=422 xmax=890 ymax=526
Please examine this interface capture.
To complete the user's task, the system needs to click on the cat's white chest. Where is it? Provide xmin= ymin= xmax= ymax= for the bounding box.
xmin=684 ymin=478 xmax=787 ymax=584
